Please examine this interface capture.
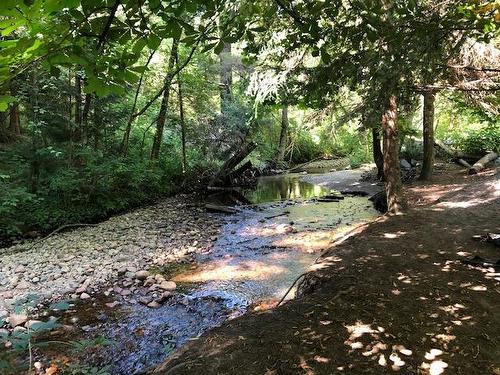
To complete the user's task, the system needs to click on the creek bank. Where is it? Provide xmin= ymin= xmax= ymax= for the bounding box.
xmin=0 ymin=195 xmax=222 ymax=314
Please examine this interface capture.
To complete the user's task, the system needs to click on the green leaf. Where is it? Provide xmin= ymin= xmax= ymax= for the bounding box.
xmin=147 ymin=34 xmax=161 ymax=50
xmin=214 ymin=41 xmax=224 ymax=55
xmin=0 ymin=95 xmax=16 ymax=111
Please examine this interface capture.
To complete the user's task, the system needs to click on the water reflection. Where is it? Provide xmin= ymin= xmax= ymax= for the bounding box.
xmin=244 ymin=174 xmax=330 ymax=203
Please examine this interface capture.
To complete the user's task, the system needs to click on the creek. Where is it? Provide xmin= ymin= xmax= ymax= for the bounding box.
xmin=39 ymin=173 xmax=379 ymax=374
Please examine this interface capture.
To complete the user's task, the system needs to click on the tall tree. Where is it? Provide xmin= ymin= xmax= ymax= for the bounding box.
xmin=382 ymin=94 xmax=404 ymax=213
xmin=276 ymin=104 xmax=289 ymax=164
xmin=219 ymin=42 xmax=233 ymax=117
xmin=151 ymin=39 xmax=179 ymax=160
xmin=419 ymin=90 xmax=437 ymax=180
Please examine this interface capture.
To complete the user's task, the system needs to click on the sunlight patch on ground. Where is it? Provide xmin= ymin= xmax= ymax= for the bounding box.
xmin=383 ymin=231 xmax=407 ymax=239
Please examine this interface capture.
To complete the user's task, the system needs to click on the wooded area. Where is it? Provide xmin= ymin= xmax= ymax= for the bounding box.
xmin=0 ymin=1 xmax=499 ymax=374
xmin=0 ymin=0 xmax=498 ymax=241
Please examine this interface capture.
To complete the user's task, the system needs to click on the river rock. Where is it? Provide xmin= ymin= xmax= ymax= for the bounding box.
xmin=159 ymin=281 xmax=176 ymax=291
xmin=8 ymin=313 xmax=28 ymax=327
xmin=80 ymin=293 xmax=91 ymax=300
xmin=135 ymin=270 xmax=149 ymax=280
xmin=139 ymin=297 xmax=152 ymax=305
xmin=25 ymin=320 xmax=43 ymax=329
xmin=400 ymin=159 xmax=412 ymax=170
xmin=147 ymin=301 xmax=161 ymax=308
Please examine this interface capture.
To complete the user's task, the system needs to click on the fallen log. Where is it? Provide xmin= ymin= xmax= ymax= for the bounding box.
xmin=468 ymin=151 xmax=498 ymax=175
xmin=455 ymin=158 xmax=472 ymax=169
xmin=434 ymin=139 xmax=482 ymax=162
xmin=209 ymin=141 xmax=257 ymax=187
xmin=205 ymin=204 xmax=238 ymax=214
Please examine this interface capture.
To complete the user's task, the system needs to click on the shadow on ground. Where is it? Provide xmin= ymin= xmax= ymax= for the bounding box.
xmin=152 ymin=166 xmax=499 ymax=375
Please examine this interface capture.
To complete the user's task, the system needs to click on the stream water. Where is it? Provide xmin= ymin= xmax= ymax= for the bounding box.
xmin=40 ymin=174 xmax=379 ymax=374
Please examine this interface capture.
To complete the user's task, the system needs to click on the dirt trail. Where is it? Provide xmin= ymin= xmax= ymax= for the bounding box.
xmin=153 ymin=164 xmax=500 ymax=375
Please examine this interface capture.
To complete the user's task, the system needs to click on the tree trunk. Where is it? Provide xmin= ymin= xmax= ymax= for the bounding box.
xmin=372 ymin=127 xmax=384 ymax=180
xmin=121 ymin=50 xmax=155 ymax=156
xmin=219 ymin=42 xmax=232 ymax=117
xmin=75 ymin=73 xmax=82 ymax=128
xmin=151 ymin=39 xmax=178 ymax=160
xmin=276 ymin=104 xmax=289 ymax=163
xmin=177 ymin=56 xmax=187 ymax=173
xmin=82 ymin=93 xmax=92 ymax=144
xmin=382 ymin=94 xmax=404 ymax=214
xmin=8 ymin=80 xmax=20 ymax=137
xmin=419 ymin=91 xmax=435 ymax=180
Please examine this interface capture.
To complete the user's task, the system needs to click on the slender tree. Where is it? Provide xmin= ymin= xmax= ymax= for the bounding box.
xmin=151 ymin=39 xmax=179 ymax=160
xmin=419 ymin=90 xmax=437 ymax=180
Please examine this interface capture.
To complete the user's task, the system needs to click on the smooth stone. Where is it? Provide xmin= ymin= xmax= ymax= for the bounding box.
xmin=80 ymin=293 xmax=91 ymax=300
xmin=159 ymin=281 xmax=176 ymax=291
xmin=8 ymin=313 xmax=28 ymax=327
xmin=147 ymin=301 xmax=161 ymax=308
xmin=135 ymin=270 xmax=149 ymax=280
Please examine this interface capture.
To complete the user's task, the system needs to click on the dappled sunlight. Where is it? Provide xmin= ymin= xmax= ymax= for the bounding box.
xmin=383 ymin=231 xmax=407 ymax=239
xmin=173 ymin=259 xmax=286 ymax=282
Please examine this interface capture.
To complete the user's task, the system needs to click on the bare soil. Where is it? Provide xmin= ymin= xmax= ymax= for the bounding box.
xmin=152 ymin=163 xmax=500 ymax=375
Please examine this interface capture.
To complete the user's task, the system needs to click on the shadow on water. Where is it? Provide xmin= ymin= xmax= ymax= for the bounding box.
xmin=40 ymin=174 xmax=379 ymax=374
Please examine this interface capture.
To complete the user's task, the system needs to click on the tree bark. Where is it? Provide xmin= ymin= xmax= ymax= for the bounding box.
xmin=382 ymin=94 xmax=404 ymax=214
xmin=121 ymin=50 xmax=155 ymax=156
xmin=75 ymin=72 xmax=82 ymax=128
xmin=8 ymin=80 xmax=20 ymax=137
xmin=419 ymin=91 xmax=435 ymax=180
xmin=151 ymin=39 xmax=178 ymax=160
xmin=82 ymin=93 xmax=92 ymax=143
xmin=219 ymin=42 xmax=232 ymax=117
xmin=177 ymin=56 xmax=187 ymax=174
xmin=372 ymin=127 xmax=384 ymax=180
xmin=276 ymin=104 xmax=289 ymax=163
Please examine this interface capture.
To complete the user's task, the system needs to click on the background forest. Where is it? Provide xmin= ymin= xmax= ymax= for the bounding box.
xmin=0 ymin=0 xmax=499 ymax=243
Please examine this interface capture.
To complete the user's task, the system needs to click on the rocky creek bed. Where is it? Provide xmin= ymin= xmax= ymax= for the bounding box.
xmin=0 ymin=170 xmax=382 ymax=374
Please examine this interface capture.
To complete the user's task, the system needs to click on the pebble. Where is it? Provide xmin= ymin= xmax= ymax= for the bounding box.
xmin=80 ymin=293 xmax=91 ymax=300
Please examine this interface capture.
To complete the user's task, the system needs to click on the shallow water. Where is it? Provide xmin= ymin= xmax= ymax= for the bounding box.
xmin=244 ymin=173 xmax=330 ymax=203
xmin=41 ymin=174 xmax=379 ymax=374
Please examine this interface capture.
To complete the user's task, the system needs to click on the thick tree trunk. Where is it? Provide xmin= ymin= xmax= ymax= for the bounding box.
xmin=382 ymin=94 xmax=404 ymax=214
xmin=419 ymin=91 xmax=435 ymax=180
xmin=276 ymin=104 xmax=289 ymax=163
xmin=219 ymin=42 xmax=232 ymax=117
xmin=8 ymin=104 xmax=20 ymax=137
xmin=372 ymin=127 xmax=384 ymax=180
xmin=151 ymin=39 xmax=178 ymax=160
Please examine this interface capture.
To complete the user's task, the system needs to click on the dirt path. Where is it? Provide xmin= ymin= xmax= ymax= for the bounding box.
xmin=153 ymin=164 xmax=500 ymax=375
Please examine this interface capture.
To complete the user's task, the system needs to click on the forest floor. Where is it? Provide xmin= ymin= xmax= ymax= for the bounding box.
xmin=153 ymin=163 xmax=500 ymax=375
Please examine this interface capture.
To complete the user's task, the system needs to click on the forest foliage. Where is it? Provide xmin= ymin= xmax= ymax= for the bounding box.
xmin=0 ymin=0 xmax=499 ymax=240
